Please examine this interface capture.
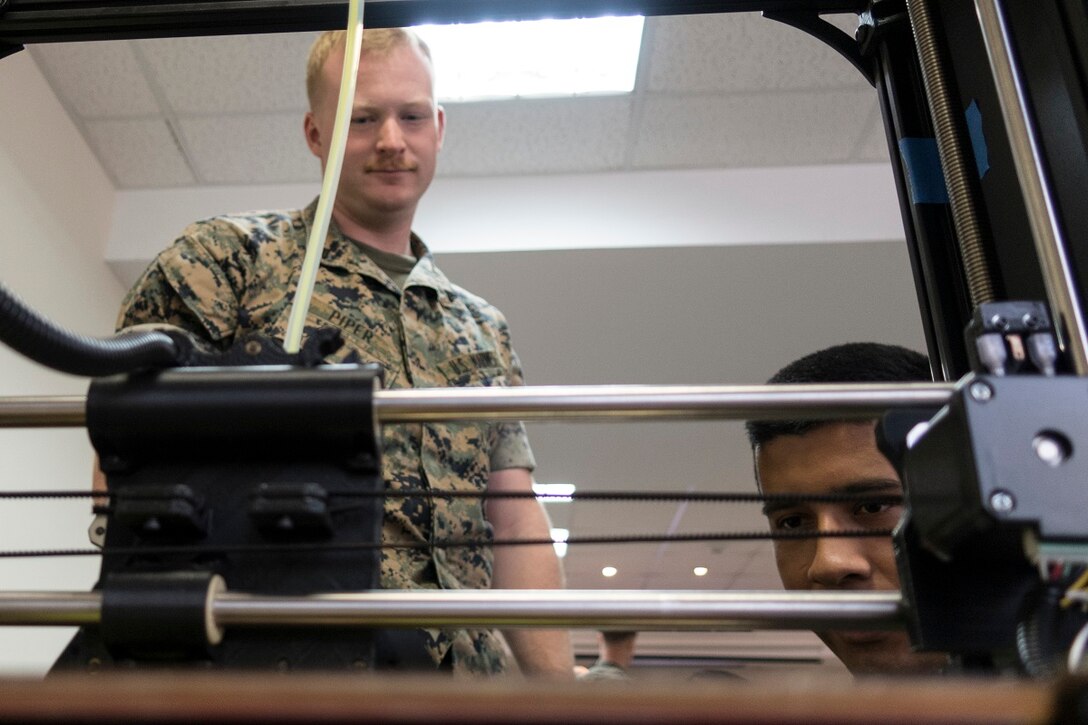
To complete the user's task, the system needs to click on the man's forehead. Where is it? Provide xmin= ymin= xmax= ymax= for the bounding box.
xmin=350 ymin=96 xmax=434 ymax=110
xmin=314 ymin=52 xmax=435 ymax=114
xmin=755 ymin=421 xmax=899 ymax=491
xmin=760 ymin=477 xmax=902 ymax=516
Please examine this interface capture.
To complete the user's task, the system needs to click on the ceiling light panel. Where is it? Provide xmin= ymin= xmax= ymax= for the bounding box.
xmin=414 ymin=16 xmax=645 ymax=103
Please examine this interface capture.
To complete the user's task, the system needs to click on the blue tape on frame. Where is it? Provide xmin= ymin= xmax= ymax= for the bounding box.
xmin=965 ymin=99 xmax=990 ymax=179
xmin=899 ymin=137 xmax=949 ymax=205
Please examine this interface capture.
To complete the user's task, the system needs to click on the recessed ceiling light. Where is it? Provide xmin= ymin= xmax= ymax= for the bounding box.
xmin=550 ymin=527 xmax=569 ymax=558
xmin=532 ymin=482 xmax=576 ymax=502
xmin=693 ymin=566 xmax=709 ymax=577
xmin=413 ymin=16 xmax=645 ymax=103
xmin=601 ymin=566 xmax=618 ymax=578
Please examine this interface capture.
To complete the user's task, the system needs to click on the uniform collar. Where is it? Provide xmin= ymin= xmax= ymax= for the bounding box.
xmin=301 ymin=198 xmax=457 ymax=297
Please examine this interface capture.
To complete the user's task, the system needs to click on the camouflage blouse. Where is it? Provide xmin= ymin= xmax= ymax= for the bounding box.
xmin=117 ymin=199 xmax=535 ymax=675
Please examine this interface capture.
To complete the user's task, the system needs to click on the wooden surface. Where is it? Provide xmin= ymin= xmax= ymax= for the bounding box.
xmin=0 ymin=672 xmax=1059 ymax=724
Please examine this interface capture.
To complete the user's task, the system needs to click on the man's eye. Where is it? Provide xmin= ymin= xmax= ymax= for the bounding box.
xmin=772 ymin=514 xmax=805 ymax=531
xmin=402 ymin=113 xmax=426 ymax=123
xmin=855 ymin=500 xmax=901 ymax=517
xmin=352 ymin=116 xmax=375 ymax=125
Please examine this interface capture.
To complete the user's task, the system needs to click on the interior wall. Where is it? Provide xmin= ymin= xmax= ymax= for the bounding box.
xmin=0 ymin=51 xmax=123 ymax=674
xmin=105 ymin=162 xmax=902 ymax=286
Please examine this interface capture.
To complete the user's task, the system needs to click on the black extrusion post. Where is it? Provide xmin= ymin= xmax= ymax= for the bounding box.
xmin=926 ymin=0 xmax=1088 ymax=367
xmin=866 ymin=2 xmax=973 ymax=380
xmin=933 ymin=0 xmax=1046 ymax=313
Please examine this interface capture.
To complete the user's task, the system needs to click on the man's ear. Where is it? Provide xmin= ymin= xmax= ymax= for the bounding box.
xmin=303 ymin=110 xmax=324 ymax=159
xmin=435 ymin=104 xmax=446 ymax=151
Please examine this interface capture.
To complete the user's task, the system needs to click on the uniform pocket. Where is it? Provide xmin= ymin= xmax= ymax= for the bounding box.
xmin=434 ymin=351 xmax=506 ymax=387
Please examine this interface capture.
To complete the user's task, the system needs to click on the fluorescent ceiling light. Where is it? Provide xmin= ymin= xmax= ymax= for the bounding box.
xmin=413 ymin=16 xmax=645 ymax=102
xmin=550 ymin=527 xmax=570 ymax=558
xmin=533 ymin=482 xmax=576 ymax=502
xmin=601 ymin=566 xmax=618 ymax=578
xmin=693 ymin=566 xmax=709 ymax=577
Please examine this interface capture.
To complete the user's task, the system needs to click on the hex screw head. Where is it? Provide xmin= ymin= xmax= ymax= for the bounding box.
xmin=969 ymin=381 xmax=994 ymax=402
xmin=990 ymin=491 xmax=1016 ymax=514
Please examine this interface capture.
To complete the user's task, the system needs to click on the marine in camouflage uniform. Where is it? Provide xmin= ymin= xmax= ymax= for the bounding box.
xmin=118 ymin=198 xmax=535 ymax=675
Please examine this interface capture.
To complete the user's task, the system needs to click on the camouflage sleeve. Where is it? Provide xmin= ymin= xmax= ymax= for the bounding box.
xmin=117 ymin=263 xmax=216 ymax=342
xmin=490 ymin=422 xmax=535 ymax=471
xmin=489 ymin=320 xmax=535 ymax=472
xmin=117 ymin=224 xmax=244 ymax=349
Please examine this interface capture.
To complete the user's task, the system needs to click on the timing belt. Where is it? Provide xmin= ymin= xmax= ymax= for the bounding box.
xmin=0 ymin=488 xmax=896 ymax=559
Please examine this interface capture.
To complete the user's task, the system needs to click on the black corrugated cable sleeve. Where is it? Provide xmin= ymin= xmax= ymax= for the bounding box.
xmin=0 ymin=279 xmax=181 ymax=377
xmin=1016 ymin=582 xmax=1066 ymax=678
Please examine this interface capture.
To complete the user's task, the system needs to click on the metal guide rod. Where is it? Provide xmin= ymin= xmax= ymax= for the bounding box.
xmin=372 ymin=383 xmax=954 ymax=423
xmin=0 ymin=383 xmax=954 ymax=428
xmin=0 ymin=592 xmax=101 ymax=626
xmin=974 ymin=0 xmax=1088 ymax=375
xmin=0 ymin=396 xmax=85 ymax=428
xmin=0 ymin=590 xmax=903 ymax=630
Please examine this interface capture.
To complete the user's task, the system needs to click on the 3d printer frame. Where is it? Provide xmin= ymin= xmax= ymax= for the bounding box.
xmin=2 ymin=0 xmax=1087 ymax=673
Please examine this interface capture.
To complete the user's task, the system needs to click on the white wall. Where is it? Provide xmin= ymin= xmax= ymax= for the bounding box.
xmin=0 ymin=51 xmax=123 ymax=674
xmin=105 ymin=163 xmax=903 ymax=287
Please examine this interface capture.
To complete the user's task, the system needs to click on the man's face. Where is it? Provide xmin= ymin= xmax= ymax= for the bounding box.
xmin=304 ymin=42 xmax=445 ymax=228
xmin=756 ymin=421 xmax=946 ymax=675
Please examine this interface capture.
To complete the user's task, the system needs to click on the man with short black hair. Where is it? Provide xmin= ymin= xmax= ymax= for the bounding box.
xmin=746 ymin=342 xmax=948 ymax=675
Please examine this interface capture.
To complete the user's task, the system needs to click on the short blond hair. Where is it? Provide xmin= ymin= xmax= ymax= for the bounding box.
xmin=306 ymin=28 xmax=434 ymax=109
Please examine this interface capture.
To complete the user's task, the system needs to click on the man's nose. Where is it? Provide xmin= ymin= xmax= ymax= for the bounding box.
xmin=376 ymin=117 xmax=405 ymax=151
xmin=807 ymin=515 xmax=873 ymax=587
